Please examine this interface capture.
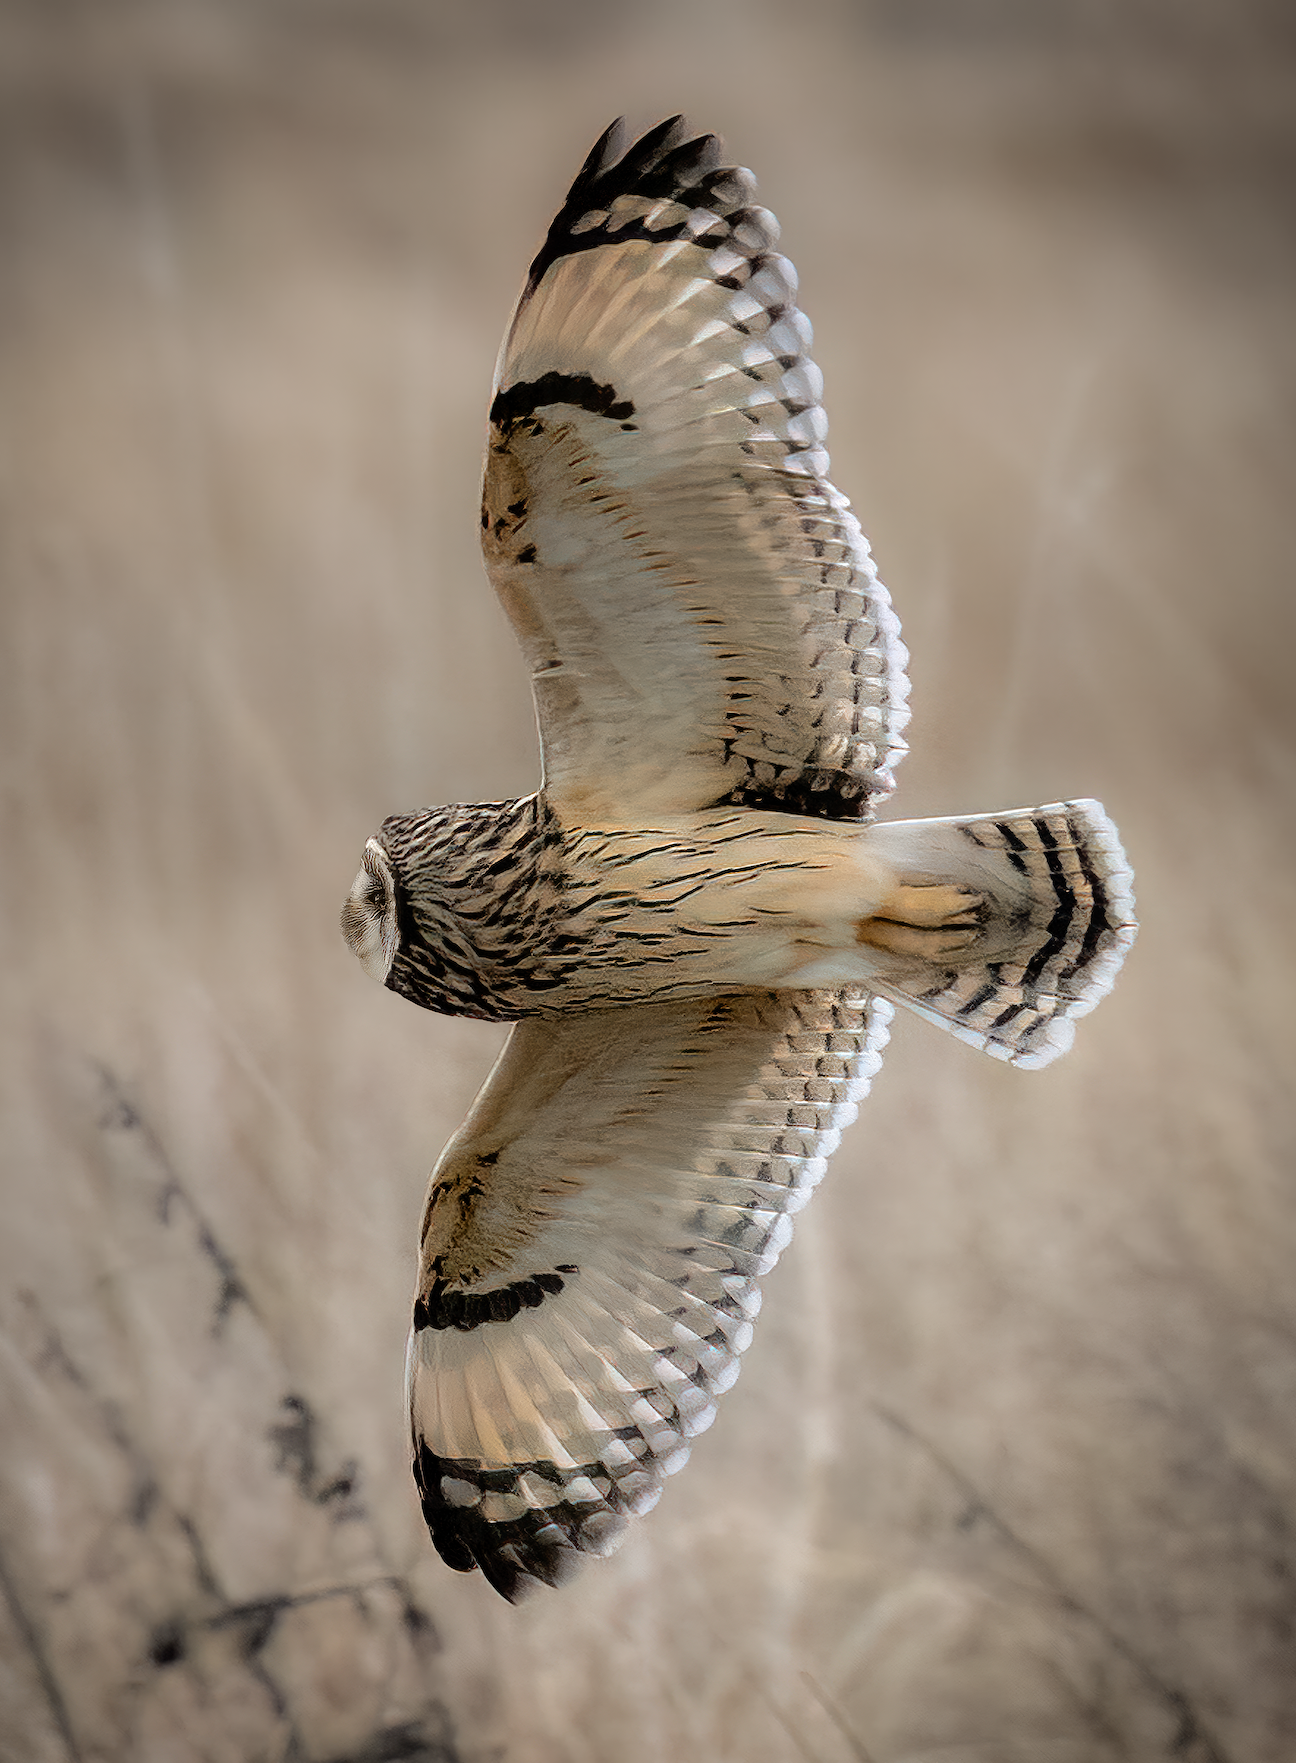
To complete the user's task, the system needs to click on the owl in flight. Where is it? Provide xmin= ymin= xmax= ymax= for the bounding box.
xmin=342 ymin=118 xmax=1136 ymax=1601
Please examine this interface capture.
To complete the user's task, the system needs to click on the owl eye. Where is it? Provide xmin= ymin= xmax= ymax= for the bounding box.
xmin=341 ymin=839 xmax=400 ymax=981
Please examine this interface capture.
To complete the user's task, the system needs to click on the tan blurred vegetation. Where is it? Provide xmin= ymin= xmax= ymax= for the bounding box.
xmin=1 ymin=2 xmax=1294 ymax=1759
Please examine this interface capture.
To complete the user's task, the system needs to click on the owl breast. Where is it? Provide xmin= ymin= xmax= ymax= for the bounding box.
xmin=376 ymin=795 xmax=572 ymax=1021
xmin=370 ymin=796 xmax=878 ymax=1022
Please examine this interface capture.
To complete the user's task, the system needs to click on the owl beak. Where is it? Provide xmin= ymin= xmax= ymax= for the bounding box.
xmin=341 ymin=837 xmax=400 ymax=982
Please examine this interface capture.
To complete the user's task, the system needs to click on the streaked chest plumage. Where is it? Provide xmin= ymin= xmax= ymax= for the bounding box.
xmin=378 ymin=794 xmax=856 ymax=1021
xmin=379 ymin=795 xmax=565 ymax=1021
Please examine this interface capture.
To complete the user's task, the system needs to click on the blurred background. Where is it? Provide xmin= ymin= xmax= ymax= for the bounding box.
xmin=2 ymin=1 xmax=1293 ymax=1758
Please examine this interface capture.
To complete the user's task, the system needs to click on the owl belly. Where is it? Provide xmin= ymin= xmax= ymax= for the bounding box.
xmin=382 ymin=797 xmax=901 ymax=1020
xmin=524 ymin=810 xmax=899 ymax=1010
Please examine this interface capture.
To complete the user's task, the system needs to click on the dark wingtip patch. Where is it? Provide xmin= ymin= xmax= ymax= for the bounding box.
xmin=619 ymin=113 xmax=689 ymax=179
xmin=523 ymin=114 xmax=735 ymax=298
xmin=412 ymin=1440 xmax=628 ymax=1603
xmin=582 ymin=115 xmax=628 ymax=182
xmin=655 ymin=131 xmax=724 ymax=188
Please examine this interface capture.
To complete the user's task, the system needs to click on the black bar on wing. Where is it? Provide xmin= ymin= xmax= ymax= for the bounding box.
xmin=490 ymin=372 xmax=635 ymax=435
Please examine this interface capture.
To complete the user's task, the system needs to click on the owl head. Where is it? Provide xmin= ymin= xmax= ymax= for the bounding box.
xmin=343 ymin=799 xmax=547 ymax=1020
xmin=342 ymin=805 xmax=494 ymax=1014
xmin=340 ymin=838 xmax=400 ymax=982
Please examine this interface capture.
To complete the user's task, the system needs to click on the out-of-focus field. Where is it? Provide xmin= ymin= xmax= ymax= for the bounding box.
xmin=2 ymin=3 xmax=1293 ymax=1759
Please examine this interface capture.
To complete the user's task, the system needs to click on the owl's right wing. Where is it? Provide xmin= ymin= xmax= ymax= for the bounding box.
xmin=407 ymin=987 xmax=892 ymax=1600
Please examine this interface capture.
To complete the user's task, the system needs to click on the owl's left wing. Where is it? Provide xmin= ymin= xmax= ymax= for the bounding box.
xmin=481 ymin=117 xmax=910 ymax=827
xmin=407 ymin=988 xmax=892 ymax=1600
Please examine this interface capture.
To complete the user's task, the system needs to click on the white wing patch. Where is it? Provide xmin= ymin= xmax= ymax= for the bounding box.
xmin=482 ymin=117 xmax=910 ymax=826
xmin=407 ymin=989 xmax=892 ymax=1600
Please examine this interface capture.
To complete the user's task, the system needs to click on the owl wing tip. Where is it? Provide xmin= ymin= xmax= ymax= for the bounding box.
xmin=413 ymin=1437 xmax=631 ymax=1602
xmin=524 ymin=114 xmax=734 ymax=300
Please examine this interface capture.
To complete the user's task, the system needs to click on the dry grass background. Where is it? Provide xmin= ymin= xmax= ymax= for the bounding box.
xmin=1 ymin=2 xmax=1294 ymax=1759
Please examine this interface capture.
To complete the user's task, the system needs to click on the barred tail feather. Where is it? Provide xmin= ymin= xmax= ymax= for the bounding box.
xmin=868 ymin=800 xmax=1137 ymax=1069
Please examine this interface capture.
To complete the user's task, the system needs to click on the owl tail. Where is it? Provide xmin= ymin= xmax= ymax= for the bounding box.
xmin=862 ymin=800 xmax=1137 ymax=1069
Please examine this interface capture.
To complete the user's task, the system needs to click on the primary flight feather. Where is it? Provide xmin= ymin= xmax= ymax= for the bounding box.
xmin=341 ymin=117 xmax=1137 ymax=1602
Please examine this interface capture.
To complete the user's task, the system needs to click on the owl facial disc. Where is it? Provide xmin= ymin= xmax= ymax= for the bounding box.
xmin=341 ymin=837 xmax=400 ymax=981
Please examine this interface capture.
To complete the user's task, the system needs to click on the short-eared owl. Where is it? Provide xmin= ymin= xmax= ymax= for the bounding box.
xmin=343 ymin=118 xmax=1136 ymax=1601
